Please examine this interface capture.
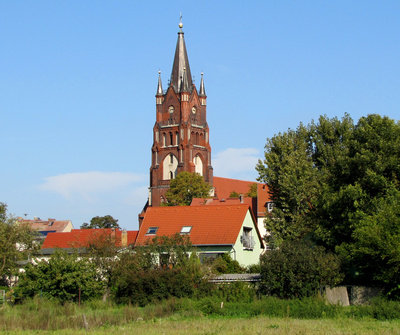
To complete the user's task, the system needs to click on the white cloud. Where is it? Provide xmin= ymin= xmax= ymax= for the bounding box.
xmin=212 ymin=148 xmax=260 ymax=180
xmin=39 ymin=171 xmax=147 ymax=200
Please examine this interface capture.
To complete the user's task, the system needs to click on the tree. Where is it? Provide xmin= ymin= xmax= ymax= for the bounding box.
xmin=229 ymin=191 xmax=240 ymax=198
xmin=246 ymin=183 xmax=258 ymax=198
xmin=15 ymin=251 xmax=105 ymax=303
xmin=256 ymin=123 xmax=321 ymax=246
xmin=81 ymin=215 xmax=120 ymax=229
xmin=164 ymin=171 xmax=211 ymax=206
xmin=259 ymin=241 xmax=343 ymax=299
xmin=0 ymin=203 xmax=37 ymax=286
xmin=256 ymin=114 xmax=400 ymax=297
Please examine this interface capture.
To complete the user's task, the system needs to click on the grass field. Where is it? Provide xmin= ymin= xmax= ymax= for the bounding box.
xmin=2 ymin=296 xmax=400 ymax=334
xmin=2 ymin=316 xmax=400 ymax=335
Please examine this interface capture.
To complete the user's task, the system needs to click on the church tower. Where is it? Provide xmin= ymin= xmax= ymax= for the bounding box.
xmin=149 ymin=21 xmax=213 ymax=207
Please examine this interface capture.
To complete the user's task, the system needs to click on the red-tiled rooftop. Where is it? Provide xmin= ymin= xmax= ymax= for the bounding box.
xmin=213 ymin=176 xmax=256 ymax=199
xmin=136 ymin=204 xmax=254 ymax=246
xmin=192 ymin=177 xmax=272 ymax=218
xmin=42 ymin=229 xmax=138 ymax=249
xmin=19 ymin=218 xmax=72 ymax=233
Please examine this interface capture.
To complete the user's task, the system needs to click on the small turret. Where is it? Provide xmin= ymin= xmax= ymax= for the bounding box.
xmin=199 ymin=72 xmax=206 ymax=96
xmin=156 ymin=71 xmax=163 ymax=95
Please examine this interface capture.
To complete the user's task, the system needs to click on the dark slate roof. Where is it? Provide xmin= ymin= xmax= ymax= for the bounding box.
xmin=170 ymin=27 xmax=193 ymax=93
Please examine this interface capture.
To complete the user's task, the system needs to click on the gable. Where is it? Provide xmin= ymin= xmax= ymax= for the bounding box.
xmin=136 ymin=204 xmax=254 ymax=246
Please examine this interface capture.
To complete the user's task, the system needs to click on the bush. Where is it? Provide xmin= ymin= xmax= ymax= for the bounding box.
xmin=209 ymin=254 xmax=245 ymax=274
xmin=259 ymin=241 xmax=343 ymax=299
xmin=111 ymin=237 xmax=210 ymax=305
xmin=14 ymin=251 xmax=105 ymax=303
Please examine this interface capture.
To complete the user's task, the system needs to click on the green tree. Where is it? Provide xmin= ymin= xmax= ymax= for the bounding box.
xmin=229 ymin=191 xmax=240 ymax=198
xmin=111 ymin=234 xmax=207 ymax=305
xmin=15 ymin=251 xmax=105 ymax=303
xmin=81 ymin=215 xmax=120 ymax=229
xmin=259 ymin=241 xmax=343 ymax=299
xmin=164 ymin=171 xmax=211 ymax=206
xmin=257 ymin=114 xmax=400 ymax=297
xmin=246 ymin=183 xmax=258 ymax=198
xmin=0 ymin=203 xmax=37 ymax=285
xmin=256 ymin=123 xmax=321 ymax=246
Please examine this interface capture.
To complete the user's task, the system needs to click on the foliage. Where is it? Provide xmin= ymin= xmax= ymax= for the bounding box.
xmin=246 ymin=183 xmax=258 ymax=198
xmin=209 ymin=253 xmax=245 ymax=274
xmin=0 ymin=202 xmax=37 ymax=285
xmin=259 ymin=241 xmax=343 ymax=299
xmin=229 ymin=191 xmax=240 ymax=198
xmin=164 ymin=171 xmax=212 ymax=206
xmin=85 ymin=230 xmax=121 ymax=288
xmin=15 ymin=251 xmax=105 ymax=303
xmin=81 ymin=215 xmax=120 ymax=229
xmin=111 ymin=234 xmax=209 ymax=305
xmin=256 ymin=114 xmax=400 ymax=297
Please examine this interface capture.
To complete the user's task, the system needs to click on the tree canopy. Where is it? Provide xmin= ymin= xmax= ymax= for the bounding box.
xmin=81 ymin=215 xmax=120 ymax=229
xmin=0 ymin=202 xmax=37 ymax=285
xmin=256 ymin=114 xmax=400 ymax=297
xmin=164 ymin=171 xmax=212 ymax=206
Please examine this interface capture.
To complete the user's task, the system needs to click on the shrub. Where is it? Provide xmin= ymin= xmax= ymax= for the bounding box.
xmin=209 ymin=254 xmax=245 ymax=274
xmin=259 ymin=240 xmax=343 ymax=299
xmin=14 ymin=251 xmax=105 ymax=303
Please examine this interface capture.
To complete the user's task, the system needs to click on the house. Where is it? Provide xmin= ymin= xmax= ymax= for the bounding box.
xmin=17 ymin=217 xmax=73 ymax=240
xmin=40 ymin=228 xmax=138 ymax=256
xmin=191 ymin=176 xmax=273 ymax=245
xmin=136 ymin=204 xmax=264 ymax=267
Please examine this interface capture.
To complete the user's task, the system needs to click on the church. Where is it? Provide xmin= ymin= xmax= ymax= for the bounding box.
xmin=139 ymin=21 xmax=272 ymax=246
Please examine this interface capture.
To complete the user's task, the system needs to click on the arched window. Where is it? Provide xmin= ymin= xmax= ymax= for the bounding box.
xmin=163 ymin=154 xmax=178 ymax=180
xmin=169 ymin=132 xmax=173 ymax=146
xmin=193 ymin=155 xmax=203 ymax=176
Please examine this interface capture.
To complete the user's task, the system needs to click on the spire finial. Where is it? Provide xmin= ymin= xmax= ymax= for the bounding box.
xmin=156 ymin=70 xmax=163 ymax=95
xmin=179 ymin=13 xmax=183 ymax=31
xmin=199 ymin=72 xmax=206 ymax=96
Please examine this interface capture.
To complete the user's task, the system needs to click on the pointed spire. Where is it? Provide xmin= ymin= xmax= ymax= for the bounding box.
xmin=156 ymin=71 xmax=163 ymax=95
xmin=181 ymin=67 xmax=190 ymax=92
xmin=170 ymin=18 xmax=193 ymax=93
xmin=199 ymin=72 xmax=206 ymax=96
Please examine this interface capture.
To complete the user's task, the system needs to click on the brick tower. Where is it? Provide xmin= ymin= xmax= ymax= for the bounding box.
xmin=149 ymin=21 xmax=213 ymax=207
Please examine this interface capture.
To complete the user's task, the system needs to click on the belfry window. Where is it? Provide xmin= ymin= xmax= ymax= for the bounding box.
xmin=170 ymin=132 xmax=173 ymax=146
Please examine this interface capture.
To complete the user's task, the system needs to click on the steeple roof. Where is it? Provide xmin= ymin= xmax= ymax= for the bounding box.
xmin=170 ymin=23 xmax=193 ymax=93
xmin=199 ymin=72 xmax=206 ymax=96
xmin=156 ymin=71 xmax=163 ymax=95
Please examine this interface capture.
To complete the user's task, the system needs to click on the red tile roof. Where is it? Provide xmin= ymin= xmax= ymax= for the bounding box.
xmin=41 ymin=229 xmax=138 ymax=249
xmin=136 ymin=204 xmax=254 ymax=246
xmin=192 ymin=177 xmax=272 ymax=218
xmin=257 ymin=183 xmax=271 ymax=217
xmin=19 ymin=218 xmax=72 ymax=233
xmin=213 ymin=176 xmax=256 ymax=199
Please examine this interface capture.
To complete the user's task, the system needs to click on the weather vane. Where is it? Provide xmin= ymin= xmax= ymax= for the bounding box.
xmin=179 ymin=13 xmax=183 ymax=30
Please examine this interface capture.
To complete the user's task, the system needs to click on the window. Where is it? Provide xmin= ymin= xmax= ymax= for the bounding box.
xmin=170 ymin=153 xmax=174 ymax=164
xmin=241 ymin=227 xmax=255 ymax=250
xmin=180 ymin=226 xmax=192 ymax=234
xmin=267 ymin=202 xmax=275 ymax=212
xmin=146 ymin=227 xmax=158 ymax=235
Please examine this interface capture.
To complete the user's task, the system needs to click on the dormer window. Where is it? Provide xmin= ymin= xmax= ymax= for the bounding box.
xmin=180 ymin=226 xmax=192 ymax=234
xmin=146 ymin=227 xmax=158 ymax=235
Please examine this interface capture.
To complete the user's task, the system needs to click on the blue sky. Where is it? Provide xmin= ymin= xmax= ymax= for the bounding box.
xmin=1 ymin=1 xmax=399 ymax=230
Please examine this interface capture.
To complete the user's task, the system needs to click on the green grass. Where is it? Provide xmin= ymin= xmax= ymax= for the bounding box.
xmin=1 ymin=296 xmax=400 ymax=333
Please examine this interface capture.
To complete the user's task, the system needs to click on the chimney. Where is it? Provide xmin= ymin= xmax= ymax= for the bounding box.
xmin=121 ymin=230 xmax=128 ymax=247
xmin=239 ymin=194 xmax=244 ymax=203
